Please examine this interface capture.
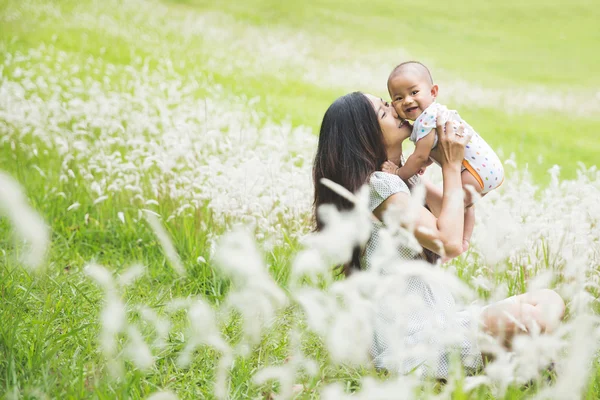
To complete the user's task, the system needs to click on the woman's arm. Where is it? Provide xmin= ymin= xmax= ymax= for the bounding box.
xmin=373 ymin=191 xmax=462 ymax=257
xmin=374 ymin=119 xmax=472 ymax=258
xmin=422 ymin=177 xmax=443 ymax=218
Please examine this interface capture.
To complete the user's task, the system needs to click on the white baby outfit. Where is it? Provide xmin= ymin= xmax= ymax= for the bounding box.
xmin=410 ymin=102 xmax=504 ymax=194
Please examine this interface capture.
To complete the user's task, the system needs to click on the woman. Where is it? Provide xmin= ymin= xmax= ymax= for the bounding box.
xmin=312 ymin=92 xmax=565 ymax=378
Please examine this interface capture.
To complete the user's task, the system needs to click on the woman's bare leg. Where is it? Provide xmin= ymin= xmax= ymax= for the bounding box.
xmin=480 ymin=289 xmax=565 ymax=347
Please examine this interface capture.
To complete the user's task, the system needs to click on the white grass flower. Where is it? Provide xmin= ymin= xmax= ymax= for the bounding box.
xmin=146 ymin=391 xmax=178 ymax=400
xmin=177 ymin=299 xmax=229 ymax=367
xmin=253 ymin=330 xmax=317 ymax=400
xmin=293 ymin=288 xmax=335 ymax=335
xmin=85 ymin=263 xmax=157 ymax=374
xmin=144 ymin=212 xmax=186 ymax=276
xmin=321 ymin=376 xmax=419 ymax=399
xmin=99 ymin=297 xmax=127 ymax=357
xmin=137 ymin=306 xmax=171 ymax=349
xmin=67 ymin=202 xmax=80 ymax=211
xmin=214 ymin=229 xmax=288 ymax=349
xmin=117 ymin=263 xmax=146 ymax=287
xmin=93 ymin=195 xmax=108 ymax=205
xmin=0 ymin=171 xmax=50 ymax=271
xmin=125 ymin=326 xmax=154 ymax=370
xmin=85 ymin=263 xmax=116 ymax=290
xmin=290 ymin=247 xmax=327 ymax=281
xmin=325 ymin=307 xmax=373 ymax=365
xmin=141 ymin=208 xmax=160 ymax=217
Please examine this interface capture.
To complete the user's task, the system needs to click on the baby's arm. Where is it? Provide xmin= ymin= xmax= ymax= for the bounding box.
xmin=396 ymin=132 xmax=435 ymax=181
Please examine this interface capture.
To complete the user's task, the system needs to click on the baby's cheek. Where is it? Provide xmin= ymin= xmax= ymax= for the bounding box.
xmin=394 ymin=105 xmax=406 ymax=119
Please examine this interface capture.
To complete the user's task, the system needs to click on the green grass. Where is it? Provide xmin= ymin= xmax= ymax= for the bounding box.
xmin=1 ymin=0 xmax=600 ymax=398
xmin=2 ymin=0 xmax=599 ymax=180
xmin=172 ymin=0 xmax=600 ymax=88
xmin=163 ymin=0 xmax=600 ymax=181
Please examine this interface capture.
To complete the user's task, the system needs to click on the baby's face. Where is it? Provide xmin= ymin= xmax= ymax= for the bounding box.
xmin=388 ymin=73 xmax=437 ymax=121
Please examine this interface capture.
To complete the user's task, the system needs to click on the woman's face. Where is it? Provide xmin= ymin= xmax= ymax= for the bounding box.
xmin=364 ymin=94 xmax=411 ymax=150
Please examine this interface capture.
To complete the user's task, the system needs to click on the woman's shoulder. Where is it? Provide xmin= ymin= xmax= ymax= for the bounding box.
xmin=368 ymin=172 xmax=410 ymax=209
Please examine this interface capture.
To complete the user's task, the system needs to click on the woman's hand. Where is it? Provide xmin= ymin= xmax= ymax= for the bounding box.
xmin=381 ymin=160 xmax=400 ymax=175
xmin=432 ymin=116 xmax=473 ymax=168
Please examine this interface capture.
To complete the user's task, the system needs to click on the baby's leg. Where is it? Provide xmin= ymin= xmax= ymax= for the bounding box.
xmin=460 ymin=170 xmax=483 ymax=252
xmin=461 ymin=169 xmax=484 ymax=207
xmin=462 ymin=206 xmax=475 ymax=253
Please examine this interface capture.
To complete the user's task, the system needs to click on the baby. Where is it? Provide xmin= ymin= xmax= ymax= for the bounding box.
xmin=382 ymin=61 xmax=504 ymax=253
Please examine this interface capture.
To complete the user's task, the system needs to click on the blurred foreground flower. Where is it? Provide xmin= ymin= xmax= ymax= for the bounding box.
xmin=0 ymin=171 xmax=49 ymax=271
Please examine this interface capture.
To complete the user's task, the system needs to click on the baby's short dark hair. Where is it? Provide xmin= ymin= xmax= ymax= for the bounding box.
xmin=388 ymin=61 xmax=433 ymax=85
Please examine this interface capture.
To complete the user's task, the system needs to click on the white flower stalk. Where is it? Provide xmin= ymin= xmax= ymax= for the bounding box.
xmin=463 ymin=375 xmax=492 ymax=393
xmin=177 ymin=299 xmax=230 ymax=366
xmin=117 ymin=263 xmax=146 ymax=287
xmin=213 ymin=229 xmax=288 ymax=348
xmin=382 ymin=181 xmax=427 ymax=234
xmin=125 ymin=326 xmax=154 ymax=370
xmin=0 ymin=171 xmax=50 ymax=271
xmin=93 ymin=195 xmax=109 ymax=205
xmin=510 ymin=328 xmax=566 ymax=383
xmin=67 ymin=202 xmax=80 ymax=211
xmin=146 ymin=391 xmax=178 ymax=400
xmin=175 ymin=299 xmax=232 ymax=400
xmin=99 ymin=296 xmax=127 ymax=359
xmin=137 ymin=306 xmax=171 ymax=350
xmin=253 ymin=330 xmax=317 ymax=400
xmin=321 ymin=375 xmax=419 ymax=400
xmin=85 ymin=263 xmax=126 ymax=374
xmin=85 ymin=263 xmax=157 ymax=374
xmin=532 ymin=315 xmax=600 ymax=400
xmin=290 ymin=244 xmax=328 ymax=282
xmin=293 ymin=288 xmax=337 ymax=335
xmin=296 ymin=180 xmax=371 ymax=271
xmin=214 ymin=352 xmax=234 ymax=400
xmin=144 ymin=212 xmax=186 ymax=276
xmin=325 ymin=306 xmax=373 ymax=365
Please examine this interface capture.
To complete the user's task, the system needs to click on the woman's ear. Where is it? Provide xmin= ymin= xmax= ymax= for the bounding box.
xmin=430 ymin=85 xmax=439 ymax=99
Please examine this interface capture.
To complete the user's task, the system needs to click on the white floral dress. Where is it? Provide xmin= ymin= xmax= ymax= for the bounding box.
xmin=365 ymin=172 xmax=483 ymax=378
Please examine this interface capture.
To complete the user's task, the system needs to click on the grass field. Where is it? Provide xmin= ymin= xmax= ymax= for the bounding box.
xmin=1 ymin=0 xmax=600 ymax=398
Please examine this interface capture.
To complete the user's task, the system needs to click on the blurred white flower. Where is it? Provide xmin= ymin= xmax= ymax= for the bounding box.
xmin=0 ymin=171 xmax=50 ymax=271
xmin=145 ymin=212 xmax=186 ymax=276
xmin=67 ymin=202 xmax=80 ymax=211
xmin=146 ymin=391 xmax=178 ymax=400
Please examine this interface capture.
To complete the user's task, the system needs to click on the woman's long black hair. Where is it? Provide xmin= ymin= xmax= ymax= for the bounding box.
xmin=312 ymin=92 xmax=387 ymax=275
xmin=312 ymin=92 xmax=438 ymax=275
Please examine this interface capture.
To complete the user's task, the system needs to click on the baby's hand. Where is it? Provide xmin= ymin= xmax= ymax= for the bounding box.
xmin=381 ymin=160 xmax=399 ymax=175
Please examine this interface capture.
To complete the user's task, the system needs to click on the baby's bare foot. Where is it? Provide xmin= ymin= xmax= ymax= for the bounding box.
xmin=381 ymin=160 xmax=399 ymax=175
